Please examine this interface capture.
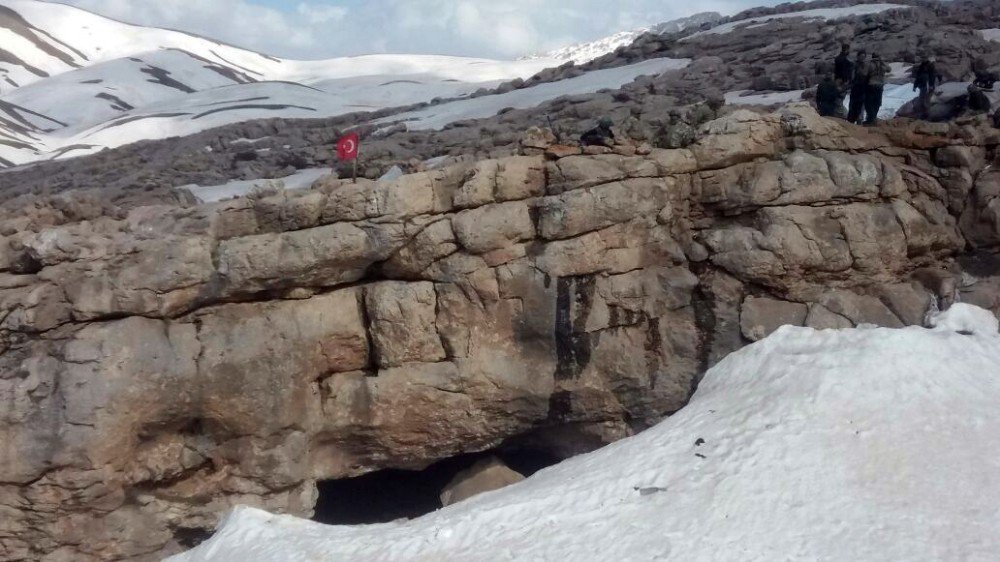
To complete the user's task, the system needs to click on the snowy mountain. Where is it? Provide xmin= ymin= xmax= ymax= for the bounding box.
xmin=170 ymin=304 xmax=1000 ymax=561
xmin=0 ymin=0 xmax=570 ymax=167
xmin=526 ymin=12 xmax=722 ymax=65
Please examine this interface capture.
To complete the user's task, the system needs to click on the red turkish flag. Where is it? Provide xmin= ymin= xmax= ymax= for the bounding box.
xmin=336 ymin=132 xmax=359 ymax=161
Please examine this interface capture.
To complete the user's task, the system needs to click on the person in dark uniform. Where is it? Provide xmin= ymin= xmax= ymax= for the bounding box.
xmin=972 ymin=57 xmax=998 ymax=90
xmin=967 ymin=83 xmax=992 ymax=113
xmin=816 ymin=73 xmax=844 ymax=117
xmin=913 ymin=55 xmax=940 ymax=119
xmin=834 ymin=43 xmax=854 ymax=86
xmin=848 ymin=50 xmax=870 ymax=124
xmin=580 ymin=117 xmax=615 ymax=147
xmin=864 ymin=53 xmax=891 ymax=125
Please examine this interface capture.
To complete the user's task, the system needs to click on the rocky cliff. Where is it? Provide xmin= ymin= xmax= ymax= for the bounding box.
xmin=2 ymin=105 xmax=1000 ymax=560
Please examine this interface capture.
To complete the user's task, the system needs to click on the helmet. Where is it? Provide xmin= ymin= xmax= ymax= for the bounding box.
xmin=598 ymin=117 xmax=614 ymax=128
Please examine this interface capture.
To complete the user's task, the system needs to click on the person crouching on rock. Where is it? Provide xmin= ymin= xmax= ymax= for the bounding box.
xmin=967 ymin=83 xmax=992 ymax=114
xmin=972 ymin=57 xmax=998 ymax=91
xmin=864 ymin=53 xmax=891 ymax=125
xmin=816 ymin=72 xmax=845 ymax=118
xmin=848 ymin=50 xmax=869 ymax=124
xmin=656 ymin=110 xmax=696 ymax=149
xmin=580 ymin=117 xmax=615 ymax=147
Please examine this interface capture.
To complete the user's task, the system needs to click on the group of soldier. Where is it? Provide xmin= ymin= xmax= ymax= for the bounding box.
xmin=579 ymin=97 xmax=725 ymax=150
xmin=818 ymin=43 xmax=996 ymax=124
xmin=816 ymin=44 xmax=894 ymax=124
xmin=579 ymin=43 xmax=998 ymax=149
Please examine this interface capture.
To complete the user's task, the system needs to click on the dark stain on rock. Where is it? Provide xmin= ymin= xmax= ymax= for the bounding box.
xmin=546 ymin=390 xmax=573 ymax=422
xmin=554 ymin=276 xmax=596 ymax=381
xmin=644 ymin=316 xmax=663 ymax=389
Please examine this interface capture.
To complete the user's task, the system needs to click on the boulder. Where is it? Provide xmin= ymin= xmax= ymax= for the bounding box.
xmin=740 ymin=297 xmax=808 ymax=341
xmin=439 ymin=457 xmax=526 ymax=507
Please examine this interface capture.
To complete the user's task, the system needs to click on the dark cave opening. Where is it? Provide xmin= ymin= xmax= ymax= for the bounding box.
xmin=312 ymin=445 xmax=563 ymax=525
xmin=173 ymin=526 xmax=213 ymax=550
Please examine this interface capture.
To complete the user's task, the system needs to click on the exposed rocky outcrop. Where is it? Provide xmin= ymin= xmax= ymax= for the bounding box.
xmin=2 ymin=105 xmax=1000 ymax=561
xmin=2 ymin=0 xmax=998 ymax=211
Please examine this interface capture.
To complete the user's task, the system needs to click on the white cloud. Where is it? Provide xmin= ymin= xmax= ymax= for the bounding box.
xmin=56 ymin=0 xmax=783 ymax=60
xmin=295 ymin=3 xmax=348 ymax=24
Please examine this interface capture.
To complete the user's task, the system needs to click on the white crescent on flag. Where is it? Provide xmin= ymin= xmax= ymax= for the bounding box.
xmin=337 ymin=132 xmax=360 ymax=161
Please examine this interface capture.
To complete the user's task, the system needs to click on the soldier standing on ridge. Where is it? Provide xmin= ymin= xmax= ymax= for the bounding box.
xmin=864 ymin=53 xmax=891 ymax=125
xmin=580 ymin=117 xmax=616 ymax=147
xmin=833 ymin=43 xmax=854 ymax=111
xmin=834 ymin=43 xmax=854 ymax=86
xmin=913 ymin=54 xmax=940 ymax=119
xmin=848 ymin=50 xmax=870 ymax=123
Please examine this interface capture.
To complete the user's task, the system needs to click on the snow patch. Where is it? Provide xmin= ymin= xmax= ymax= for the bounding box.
xmin=182 ymin=168 xmax=330 ymax=203
xmin=170 ymin=306 xmax=1000 ymax=561
xmin=930 ymin=303 xmax=1000 ymax=336
xmin=725 ymin=90 xmax=805 ymax=106
xmin=980 ymin=29 xmax=1000 ymax=42
xmin=377 ymin=57 xmax=690 ymax=131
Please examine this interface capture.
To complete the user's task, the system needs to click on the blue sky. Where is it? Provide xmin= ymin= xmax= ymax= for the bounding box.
xmin=61 ymin=0 xmax=783 ymax=60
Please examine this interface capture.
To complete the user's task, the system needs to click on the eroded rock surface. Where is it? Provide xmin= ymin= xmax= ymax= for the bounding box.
xmin=2 ymin=106 xmax=1000 ymax=561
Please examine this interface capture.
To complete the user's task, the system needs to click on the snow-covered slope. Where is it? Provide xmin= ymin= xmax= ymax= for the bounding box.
xmin=0 ymin=0 xmax=570 ymax=167
xmin=170 ymin=304 xmax=1000 ymax=562
xmin=0 ymin=0 xmax=285 ymax=91
xmin=684 ymin=4 xmax=911 ymax=40
xmin=536 ymin=29 xmax=650 ymax=66
xmin=526 ymin=12 xmax=721 ymax=65
xmin=378 ymin=57 xmax=691 ymax=131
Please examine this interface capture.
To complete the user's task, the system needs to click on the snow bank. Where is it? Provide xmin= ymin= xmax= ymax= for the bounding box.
xmin=377 ymin=57 xmax=690 ymax=131
xmin=725 ymin=90 xmax=805 ymax=106
xmin=685 ymin=4 xmax=911 ymax=40
xmin=930 ymin=303 xmax=1000 ymax=335
xmin=980 ymin=29 xmax=1000 ymax=42
xmin=182 ymin=168 xmax=330 ymax=203
xmin=170 ymin=305 xmax=1000 ymax=562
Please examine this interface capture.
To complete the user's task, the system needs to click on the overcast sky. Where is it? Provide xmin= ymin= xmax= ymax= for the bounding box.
xmin=59 ymin=0 xmax=784 ymax=60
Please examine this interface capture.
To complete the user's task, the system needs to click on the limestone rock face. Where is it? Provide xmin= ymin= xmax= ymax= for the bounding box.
xmin=1 ymin=106 xmax=998 ymax=561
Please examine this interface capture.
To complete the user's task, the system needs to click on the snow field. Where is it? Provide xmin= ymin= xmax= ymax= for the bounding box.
xmin=170 ymin=304 xmax=1000 ymax=562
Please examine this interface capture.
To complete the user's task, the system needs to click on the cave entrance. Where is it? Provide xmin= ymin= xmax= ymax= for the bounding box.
xmin=312 ymin=445 xmax=563 ymax=525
